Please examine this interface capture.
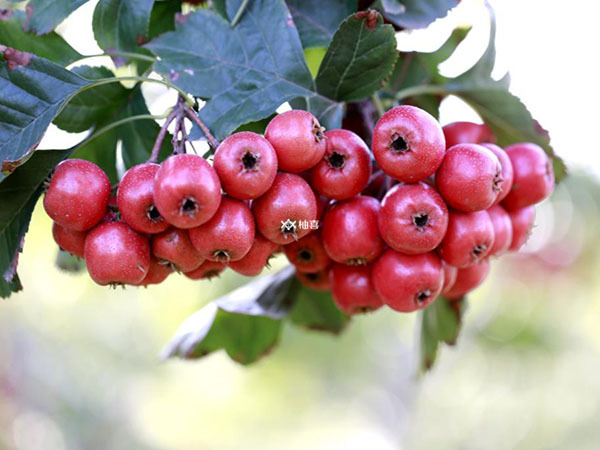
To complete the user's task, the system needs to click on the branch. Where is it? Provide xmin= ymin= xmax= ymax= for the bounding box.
xmin=148 ymin=108 xmax=178 ymax=163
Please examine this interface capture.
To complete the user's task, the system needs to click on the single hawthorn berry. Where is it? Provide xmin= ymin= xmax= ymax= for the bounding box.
xmin=284 ymin=231 xmax=331 ymax=273
xmin=442 ymin=121 xmax=495 ymax=148
xmin=152 ymin=228 xmax=205 ymax=272
xmin=229 ymin=234 xmax=279 ymax=277
xmin=507 ymin=205 xmax=536 ymax=251
xmin=438 ymin=210 xmax=495 ymax=268
xmin=486 ymin=205 xmax=513 ymax=257
xmin=329 ymin=264 xmax=383 ymax=314
xmin=52 ymin=222 xmax=87 ymax=258
xmin=443 ymin=260 xmax=491 ymax=299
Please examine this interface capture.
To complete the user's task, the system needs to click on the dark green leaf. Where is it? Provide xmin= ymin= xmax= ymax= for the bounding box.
xmin=286 ymin=0 xmax=356 ymax=48
xmin=288 ymin=280 xmax=349 ymax=334
xmin=0 ymin=51 xmax=89 ymax=179
xmin=24 ymin=0 xmax=90 ymax=35
xmin=315 ymin=11 xmax=397 ymax=102
xmin=0 ymin=148 xmax=74 ymax=298
xmin=290 ymin=95 xmax=345 ymax=132
xmin=0 ymin=10 xmax=81 ymax=65
xmin=163 ymin=267 xmax=296 ymax=363
xmin=376 ymin=0 xmax=458 ymax=30
xmin=419 ymin=296 xmax=466 ymax=372
xmin=53 ymin=66 xmax=130 ymax=133
xmin=147 ymin=0 xmax=331 ymax=140
xmin=92 ymin=0 xmax=155 ymax=56
xmin=147 ymin=0 xmax=181 ymax=38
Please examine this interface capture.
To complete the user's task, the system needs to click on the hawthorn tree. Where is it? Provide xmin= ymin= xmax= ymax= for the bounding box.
xmin=0 ymin=0 xmax=564 ymax=371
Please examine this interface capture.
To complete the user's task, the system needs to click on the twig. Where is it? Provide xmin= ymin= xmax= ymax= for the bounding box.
xmin=185 ymin=108 xmax=220 ymax=150
xmin=230 ymin=0 xmax=249 ymax=27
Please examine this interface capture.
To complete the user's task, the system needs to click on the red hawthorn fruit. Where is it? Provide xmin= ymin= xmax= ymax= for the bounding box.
xmin=117 ymin=163 xmax=169 ymax=234
xmin=443 ymin=260 xmax=491 ymax=299
xmin=329 ymin=264 xmax=383 ymax=314
xmin=213 ymin=131 xmax=278 ymax=200
xmin=442 ymin=121 xmax=495 ymax=148
xmin=378 ymin=182 xmax=448 ymax=254
xmin=152 ymin=228 xmax=204 ymax=272
xmin=309 ymin=129 xmax=372 ymax=200
xmin=265 ymin=110 xmax=326 ymax=172
xmin=508 ymin=205 xmax=536 ymax=251
xmin=502 ymin=143 xmax=555 ymax=210
xmin=486 ymin=205 xmax=513 ymax=257
xmin=252 ymin=173 xmax=317 ymax=244
xmin=189 ymin=196 xmax=255 ymax=262
xmin=52 ymin=222 xmax=87 ymax=258
xmin=436 ymin=143 xmax=503 ymax=212
xmin=372 ymin=105 xmax=445 ymax=182
xmin=296 ymin=269 xmax=330 ymax=291
xmin=283 ymin=231 xmax=331 ymax=273
xmin=134 ymin=257 xmax=173 ymax=286
xmin=44 ymin=159 xmax=111 ymax=231
xmin=442 ymin=262 xmax=458 ymax=294
xmin=229 ymin=234 xmax=279 ymax=277
xmin=84 ymin=222 xmax=150 ymax=285
xmin=480 ymin=143 xmax=514 ymax=205
xmin=184 ymin=260 xmax=226 ymax=280
xmin=372 ymin=249 xmax=444 ymax=312
xmin=438 ymin=210 xmax=495 ymax=268
xmin=153 ymin=154 xmax=222 ymax=229
xmin=321 ymin=196 xmax=384 ymax=265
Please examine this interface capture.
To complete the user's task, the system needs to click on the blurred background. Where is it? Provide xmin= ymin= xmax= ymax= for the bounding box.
xmin=2 ymin=0 xmax=600 ymax=449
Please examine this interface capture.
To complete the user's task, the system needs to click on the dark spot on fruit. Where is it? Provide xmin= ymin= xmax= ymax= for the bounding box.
xmin=493 ymin=169 xmax=504 ymax=192
xmin=347 ymin=257 xmax=367 ymax=266
xmin=416 ymin=290 xmax=431 ymax=303
xmin=327 ymin=151 xmax=346 ymax=169
xmin=147 ymin=205 xmax=162 ymax=222
xmin=473 ymin=244 xmax=487 ymax=257
xmin=305 ymin=272 xmax=319 ymax=281
xmin=298 ymin=248 xmax=313 ymax=262
xmin=213 ymin=250 xmax=230 ymax=262
xmin=391 ymin=135 xmax=409 ymax=153
xmin=242 ymin=151 xmax=259 ymax=170
xmin=413 ymin=213 xmax=429 ymax=229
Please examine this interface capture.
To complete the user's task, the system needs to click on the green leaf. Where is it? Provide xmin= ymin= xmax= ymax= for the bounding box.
xmin=0 ymin=10 xmax=81 ymax=65
xmin=53 ymin=66 xmax=130 ymax=133
xmin=55 ymin=249 xmax=85 ymax=273
xmin=0 ymin=148 xmax=74 ymax=298
xmin=147 ymin=0 xmax=181 ymax=38
xmin=288 ymin=280 xmax=349 ymax=334
xmin=92 ymin=0 xmax=155 ymax=57
xmin=286 ymin=0 xmax=356 ymax=48
xmin=315 ymin=11 xmax=398 ymax=102
xmin=419 ymin=297 xmax=466 ymax=372
xmin=0 ymin=50 xmax=89 ymax=179
xmin=376 ymin=0 xmax=458 ymax=30
xmin=163 ymin=267 xmax=296 ymax=363
xmin=146 ymin=0 xmax=335 ymax=140
xmin=24 ymin=0 xmax=90 ymax=35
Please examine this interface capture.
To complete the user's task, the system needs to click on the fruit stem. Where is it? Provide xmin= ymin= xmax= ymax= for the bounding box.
xmin=66 ymin=51 xmax=157 ymax=66
xmin=395 ymin=84 xmax=446 ymax=101
xmin=371 ymin=92 xmax=385 ymax=117
xmin=230 ymin=0 xmax=249 ymax=27
xmin=149 ymin=108 xmax=179 ymax=163
xmin=184 ymin=108 xmax=220 ymax=150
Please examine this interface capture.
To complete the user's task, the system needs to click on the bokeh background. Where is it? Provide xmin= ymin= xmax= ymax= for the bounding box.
xmin=2 ymin=0 xmax=600 ymax=449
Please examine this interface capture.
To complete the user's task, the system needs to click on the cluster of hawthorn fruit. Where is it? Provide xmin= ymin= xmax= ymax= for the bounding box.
xmin=43 ymin=105 xmax=554 ymax=314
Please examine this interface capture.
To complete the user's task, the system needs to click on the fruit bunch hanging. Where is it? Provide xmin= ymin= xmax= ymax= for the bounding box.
xmin=44 ymin=104 xmax=554 ymax=314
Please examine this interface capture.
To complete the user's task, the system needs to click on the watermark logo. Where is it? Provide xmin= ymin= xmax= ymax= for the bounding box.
xmin=280 ymin=219 xmax=320 ymax=233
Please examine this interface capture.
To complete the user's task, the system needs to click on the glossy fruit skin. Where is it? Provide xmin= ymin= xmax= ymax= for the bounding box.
xmin=252 ymin=173 xmax=317 ymax=244
xmin=44 ymin=159 xmax=111 ymax=231
xmin=436 ymin=144 xmax=503 ymax=212
xmin=134 ymin=257 xmax=173 ymax=286
xmin=502 ymin=143 xmax=555 ymax=210
xmin=443 ymin=260 xmax=491 ymax=299
xmin=184 ymin=260 xmax=226 ymax=280
xmin=265 ymin=110 xmax=326 ymax=172
xmin=508 ymin=206 xmax=535 ymax=251
xmin=189 ymin=197 xmax=255 ymax=262
xmin=378 ymin=182 xmax=448 ymax=254
xmin=213 ymin=131 xmax=278 ymax=200
xmin=229 ymin=234 xmax=279 ymax=276
xmin=309 ymin=129 xmax=372 ymax=200
xmin=153 ymin=154 xmax=222 ymax=229
xmin=372 ymin=250 xmax=443 ymax=312
xmin=487 ymin=205 xmax=513 ymax=257
xmin=283 ymin=231 xmax=331 ymax=273
xmin=321 ymin=196 xmax=384 ymax=265
xmin=330 ymin=264 xmax=383 ymax=314
xmin=438 ymin=210 xmax=495 ymax=268
xmin=441 ymin=262 xmax=458 ymax=294
xmin=372 ymin=105 xmax=445 ymax=182
xmin=152 ymin=228 xmax=204 ymax=272
xmin=481 ymin=143 xmax=514 ymax=205
xmin=296 ymin=269 xmax=330 ymax=291
xmin=117 ymin=163 xmax=169 ymax=234
xmin=84 ymin=222 xmax=150 ymax=285
xmin=442 ymin=121 xmax=495 ymax=148
xmin=52 ymin=222 xmax=87 ymax=258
